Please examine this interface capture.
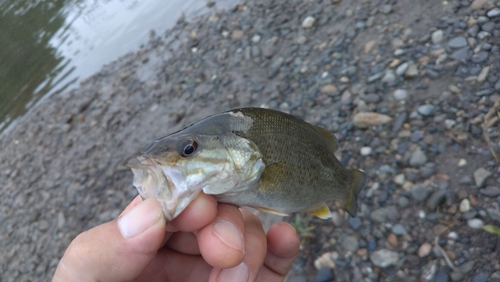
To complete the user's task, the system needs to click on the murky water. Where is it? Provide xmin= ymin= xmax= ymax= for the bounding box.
xmin=0 ymin=0 xmax=236 ymax=133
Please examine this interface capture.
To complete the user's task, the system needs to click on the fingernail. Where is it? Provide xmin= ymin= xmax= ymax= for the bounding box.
xmin=118 ymin=198 xmax=162 ymax=238
xmin=213 ymin=220 xmax=244 ymax=253
xmin=217 ymin=262 xmax=249 ymax=282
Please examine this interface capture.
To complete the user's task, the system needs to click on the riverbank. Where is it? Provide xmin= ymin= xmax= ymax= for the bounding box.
xmin=2 ymin=0 xmax=500 ymax=281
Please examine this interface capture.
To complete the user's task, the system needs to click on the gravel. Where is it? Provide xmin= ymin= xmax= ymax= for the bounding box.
xmin=2 ymin=0 xmax=500 ymax=281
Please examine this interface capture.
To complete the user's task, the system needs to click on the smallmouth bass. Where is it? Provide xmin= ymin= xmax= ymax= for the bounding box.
xmin=126 ymin=108 xmax=366 ymax=221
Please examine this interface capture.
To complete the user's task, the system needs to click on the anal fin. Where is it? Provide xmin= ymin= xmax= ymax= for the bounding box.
xmin=255 ymin=206 xmax=289 ymax=217
xmin=306 ymin=204 xmax=332 ymax=219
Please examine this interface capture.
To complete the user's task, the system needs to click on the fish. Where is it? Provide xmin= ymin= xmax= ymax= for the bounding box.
xmin=126 ymin=107 xmax=366 ymax=221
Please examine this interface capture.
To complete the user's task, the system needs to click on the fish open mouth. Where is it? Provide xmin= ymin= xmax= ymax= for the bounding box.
xmin=126 ymin=156 xmax=198 ymax=221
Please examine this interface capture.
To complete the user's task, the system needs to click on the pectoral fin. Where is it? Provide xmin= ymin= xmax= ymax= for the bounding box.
xmin=306 ymin=204 xmax=333 ymax=219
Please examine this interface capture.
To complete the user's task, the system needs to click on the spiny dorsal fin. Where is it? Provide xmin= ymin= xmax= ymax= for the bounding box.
xmin=306 ymin=204 xmax=333 ymax=219
xmin=315 ymin=126 xmax=339 ymax=152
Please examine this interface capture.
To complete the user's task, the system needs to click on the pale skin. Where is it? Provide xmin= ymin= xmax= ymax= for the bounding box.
xmin=52 ymin=193 xmax=300 ymax=282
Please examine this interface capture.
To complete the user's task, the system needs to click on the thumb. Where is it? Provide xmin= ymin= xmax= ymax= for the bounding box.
xmin=53 ymin=197 xmax=167 ymax=282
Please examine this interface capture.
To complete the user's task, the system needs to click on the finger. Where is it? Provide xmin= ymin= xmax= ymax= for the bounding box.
xmin=166 ymin=192 xmax=218 ymax=232
xmin=256 ymin=222 xmax=300 ymax=281
xmin=210 ymin=209 xmax=267 ymax=282
xmin=165 ymin=231 xmax=200 ymax=255
xmin=119 ymin=195 xmax=143 ymax=216
xmin=52 ymin=198 xmax=166 ymax=282
xmin=197 ymin=204 xmax=246 ymax=269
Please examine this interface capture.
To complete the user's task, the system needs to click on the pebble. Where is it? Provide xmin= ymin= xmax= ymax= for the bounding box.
xmin=302 ymin=16 xmax=316 ymax=28
xmin=391 ymin=224 xmax=406 ymax=235
xmin=409 ymin=147 xmax=428 ymax=167
xmin=450 ymin=47 xmax=471 ymax=61
xmin=471 ymin=273 xmax=489 ymax=282
xmin=480 ymin=186 xmax=500 ymax=197
xmin=467 ymin=218 xmax=484 ymax=229
xmin=458 ymin=158 xmax=467 ymax=167
xmin=315 ymin=267 xmax=334 ymax=282
xmin=472 ymin=52 xmax=489 ymax=64
xmin=477 ymin=66 xmax=490 ymax=83
xmin=404 ymin=63 xmax=419 ymax=78
xmin=360 ymin=146 xmax=372 ymax=156
xmin=459 ymin=199 xmax=471 ymax=213
xmin=448 ymin=37 xmax=467 ymax=48
xmin=386 ymin=233 xmax=398 ymax=247
xmin=370 ymin=206 xmax=397 ymax=223
xmin=314 ymin=252 xmax=336 ymax=269
xmin=320 ymin=84 xmax=337 ymax=94
xmin=379 ymin=4 xmax=393 ymax=14
xmin=396 ymin=62 xmax=409 ymax=76
xmin=352 ymin=112 xmax=392 ymax=128
xmin=432 ymin=30 xmax=444 ymax=44
xmin=473 ymin=168 xmax=491 ymax=187
xmin=394 ymin=174 xmax=405 ymax=185
xmin=411 ymin=184 xmax=430 ymax=202
xmin=393 ymin=89 xmax=408 ymax=100
xmin=470 ymin=0 xmax=487 ymax=10
xmin=370 ymin=249 xmax=399 ymax=268
xmin=427 ymin=190 xmax=446 ymax=210
xmin=418 ymin=242 xmax=432 ymax=258
xmin=487 ymin=8 xmax=500 ymax=18
xmin=418 ymin=104 xmax=437 ymax=116
xmin=348 ymin=217 xmax=362 ymax=230
xmin=342 ymin=235 xmax=359 ymax=252
xmin=435 ymin=268 xmax=450 ymax=282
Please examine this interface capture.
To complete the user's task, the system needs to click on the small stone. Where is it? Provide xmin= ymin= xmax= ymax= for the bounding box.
xmin=448 ymin=36 xmax=467 ymax=48
xmin=470 ymin=0 xmax=487 ymax=10
xmin=320 ymin=84 xmax=337 ymax=94
xmin=471 ymin=273 xmax=489 ymax=282
xmin=314 ymin=252 xmax=336 ymax=269
xmin=394 ymin=174 xmax=405 ymax=185
xmin=458 ymin=159 xmax=467 ymax=167
xmin=472 ymin=52 xmax=489 ymax=64
xmin=398 ymin=196 xmax=410 ymax=208
xmin=461 ymin=261 xmax=475 ymax=273
xmin=459 ymin=199 xmax=471 ymax=213
xmin=432 ymin=30 xmax=444 ymax=44
xmin=411 ymin=184 xmax=429 ymax=202
xmin=296 ymin=35 xmax=307 ymax=45
xmin=231 ymin=30 xmax=244 ymax=40
xmin=473 ymin=168 xmax=491 ymax=187
xmin=316 ymin=267 xmax=334 ymax=282
xmin=370 ymin=249 xmax=399 ymax=268
xmin=371 ymin=206 xmax=397 ymax=223
xmin=460 ymin=176 xmax=473 ymax=184
xmin=396 ymin=62 xmax=409 ymax=76
xmin=409 ymin=147 xmax=428 ymax=167
xmin=450 ymin=47 xmax=471 ymax=61
xmin=404 ymin=63 xmax=419 ymax=78
xmin=418 ymin=104 xmax=437 ymax=116
xmin=479 ymin=186 xmax=500 ymax=197
xmin=428 ymin=190 xmax=446 ymax=210
xmin=342 ymin=235 xmax=359 ymax=252
xmin=387 ymin=233 xmax=398 ymax=247
xmin=447 ymin=231 xmax=458 ymax=240
xmin=302 ymin=16 xmax=316 ymax=28
xmin=418 ymin=242 xmax=432 ymax=257
xmin=467 ymin=218 xmax=484 ymax=229
xmin=381 ymin=70 xmax=396 ymax=84
xmin=444 ymin=119 xmax=456 ymax=129
xmin=391 ymin=224 xmax=406 ymax=235
xmin=393 ymin=89 xmax=408 ymax=100
xmin=364 ymin=40 xmax=377 ymax=53
xmin=360 ymin=146 xmax=372 ymax=156
xmin=487 ymin=8 xmax=500 ymax=18
xmin=477 ymin=66 xmax=490 ymax=83
xmin=353 ymin=112 xmax=392 ymax=128
xmin=348 ymin=217 xmax=362 ymax=230
xmin=435 ymin=268 xmax=450 ymax=282
xmin=251 ymin=34 xmax=261 ymax=43
xmin=379 ymin=4 xmax=393 ymax=14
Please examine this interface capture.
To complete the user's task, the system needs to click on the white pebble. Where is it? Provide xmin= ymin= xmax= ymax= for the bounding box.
xmin=302 ymin=16 xmax=316 ymax=28
xmin=467 ymin=218 xmax=484 ymax=229
xmin=459 ymin=199 xmax=471 ymax=213
xmin=360 ymin=146 xmax=372 ymax=156
xmin=447 ymin=231 xmax=458 ymax=240
xmin=393 ymin=89 xmax=408 ymax=100
xmin=458 ymin=158 xmax=467 ymax=167
xmin=251 ymin=34 xmax=261 ymax=43
xmin=394 ymin=174 xmax=405 ymax=185
xmin=418 ymin=210 xmax=426 ymax=219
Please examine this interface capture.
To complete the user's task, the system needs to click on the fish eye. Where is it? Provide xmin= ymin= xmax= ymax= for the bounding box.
xmin=179 ymin=139 xmax=198 ymax=157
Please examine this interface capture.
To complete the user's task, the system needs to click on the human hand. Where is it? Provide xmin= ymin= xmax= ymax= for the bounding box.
xmin=52 ymin=193 xmax=300 ymax=281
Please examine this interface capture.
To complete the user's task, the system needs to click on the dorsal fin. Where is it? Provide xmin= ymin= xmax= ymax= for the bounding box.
xmin=315 ymin=126 xmax=339 ymax=152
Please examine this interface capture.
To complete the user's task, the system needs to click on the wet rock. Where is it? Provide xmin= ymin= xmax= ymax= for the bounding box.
xmin=371 ymin=206 xmax=398 ymax=223
xmin=391 ymin=224 xmax=405 ymax=235
xmin=342 ymin=235 xmax=359 ymax=252
xmin=459 ymin=199 xmax=471 ymax=213
xmin=487 ymin=8 xmax=500 ymax=18
xmin=352 ymin=112 xmax=392 ymax=128
xmin=418 ymin=104 xmax=437 ymax=116
xmin=470 ymin=0 xmax=487 ymax=10
xmin=435 ymin=268 xmax=450 ymax=282
xmin=450 ymin=47 xmax=471 ymax=61
xmin=471 ymin=273 xmax=489 ymax=282
xmin=409 ymin=147 xmax=428 ymax=167
xmin=348 ymin=217 xmax=362 ymax=230
xmin=360 ymin=146 xmax=372 ymax=156
xmin=393 ymin=89 xmax=408 ymax=100
xmin=379 ymin=4 xmax=393 ymax=14
xmin=404 ymin=63 xmax=419 ymax=78
xmin=473 ymin=168 xmax=491 ymax=187
xmin=370 ymin=249 xmax=399 ymax=268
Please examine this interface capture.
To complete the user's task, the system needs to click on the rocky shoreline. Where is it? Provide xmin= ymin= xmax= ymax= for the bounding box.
xmin=2 ymin=0 xmax=500 ymax=281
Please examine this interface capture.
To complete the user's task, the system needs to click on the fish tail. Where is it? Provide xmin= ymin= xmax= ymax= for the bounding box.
xmin=343 ymin=169 xmax=366 ymax=217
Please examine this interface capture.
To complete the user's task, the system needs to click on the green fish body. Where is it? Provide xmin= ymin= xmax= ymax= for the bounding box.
xmin=127 ymin=108 xmax=366 ymax=221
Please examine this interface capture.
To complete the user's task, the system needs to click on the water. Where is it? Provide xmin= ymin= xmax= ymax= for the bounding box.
xmin=0 ymin=0 xmax=237 ymax=133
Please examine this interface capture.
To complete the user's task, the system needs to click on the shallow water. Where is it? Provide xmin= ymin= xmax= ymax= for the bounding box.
xmin=0 ymin=0 xmax=236 ymax=133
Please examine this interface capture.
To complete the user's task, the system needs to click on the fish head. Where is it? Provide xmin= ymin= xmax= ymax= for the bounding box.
xmin=126 ymin=131 xmax=265 ymax=221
